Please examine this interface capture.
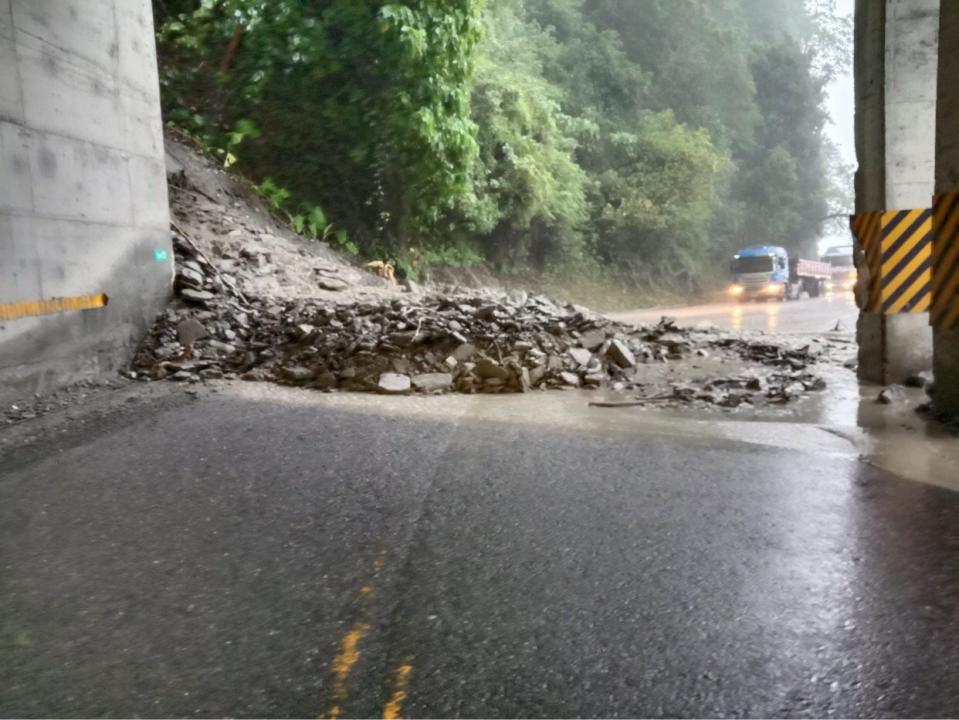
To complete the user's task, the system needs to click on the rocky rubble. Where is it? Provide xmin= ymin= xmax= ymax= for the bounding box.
xmin=2 ymin=377 xmax=133 ymax=425
xmin=125 ymin=131 xmax=850 ymax=410
xmin=131 ymin=231 xmax=841 ymax=410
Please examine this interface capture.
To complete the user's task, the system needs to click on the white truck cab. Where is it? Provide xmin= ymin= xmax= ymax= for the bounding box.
xmin=820 ymin=244 xmax=856 ymax=291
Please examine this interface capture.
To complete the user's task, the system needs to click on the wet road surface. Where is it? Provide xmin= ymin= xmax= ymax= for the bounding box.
xmin=610 ymin=292 xmax=859 ymax=334
xmin=2 ymin=385 xmax=958 ymax=717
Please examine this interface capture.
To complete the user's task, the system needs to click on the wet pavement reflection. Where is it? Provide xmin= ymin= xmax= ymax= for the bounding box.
xmin=608 ymin=291 xmax=957 ymax=492
xmin=2 ymin=375 xmax=957 ymax=717
xmin=764 ymin=301 xmax=779 ymax=331
xmin=611 ymin=292 xmax=858 ymax=334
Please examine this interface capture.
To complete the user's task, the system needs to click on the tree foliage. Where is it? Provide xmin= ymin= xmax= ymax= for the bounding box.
xmin=155 ymin=0 xmax=850 ymax=285
xmin=159 ymin=0 xmax=483 ymax=251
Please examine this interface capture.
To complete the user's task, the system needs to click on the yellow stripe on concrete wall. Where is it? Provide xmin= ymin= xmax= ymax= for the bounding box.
xmin=0 ymin=294 xmax=109 ymax=322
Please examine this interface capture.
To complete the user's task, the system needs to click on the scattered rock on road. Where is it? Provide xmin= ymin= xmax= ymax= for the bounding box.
xmin=878 ymin=385 xmax=907 ymax=404
xmin=607 ymin=339 xmax=636 ymax=369
xmin=905 ymin=371 xmax=934 ymax=389
xmin=412 ymin=373 xmax=454 ymax=393
xmin=378 ymin=373 xmax=412 ymax=395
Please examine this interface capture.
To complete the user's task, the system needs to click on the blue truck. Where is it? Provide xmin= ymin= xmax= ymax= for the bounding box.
xmin=728 ymin=246 xmax=832 ymax=301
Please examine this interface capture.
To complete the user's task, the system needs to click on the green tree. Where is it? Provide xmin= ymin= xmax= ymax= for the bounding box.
xmin=156 ymin=0 xmax=849 ymax=292
xmin=735 ymin=39 xmax=829 ymax=255
xmin=591 ymin=113 xmax=724 ymax=277
xmin=159 ymin=0 xmax=483 ymax=252
xmin=454 ymin=0 xmax=589 ymax=269
xmin=585 ymin=0 xmax=759 ymax=154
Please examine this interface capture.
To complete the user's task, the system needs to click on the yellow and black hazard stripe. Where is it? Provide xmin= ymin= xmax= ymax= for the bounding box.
xmin=879 ymin=208 xmax=933 ymax=314
xmin=850 ymin=211 xmax=882 ymax=311
xmin=932 ymin=192 xmax=959 ymax=329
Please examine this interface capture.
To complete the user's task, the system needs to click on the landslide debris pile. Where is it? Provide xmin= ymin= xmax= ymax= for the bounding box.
xmin=133 ymin=231 xmax=834 ymax=407
xmin=136 ymin=132 xmax=844 ymax=408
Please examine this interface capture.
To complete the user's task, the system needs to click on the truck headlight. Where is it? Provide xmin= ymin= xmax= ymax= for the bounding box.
xmin=729 ymin=284 xmax=744 ymax=295
xmin=765 ymin=283 xmax=781 ymax=294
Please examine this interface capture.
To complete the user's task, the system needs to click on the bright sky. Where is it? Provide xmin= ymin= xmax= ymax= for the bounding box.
xmin=825 ymin=0 xmax=856 ymax=167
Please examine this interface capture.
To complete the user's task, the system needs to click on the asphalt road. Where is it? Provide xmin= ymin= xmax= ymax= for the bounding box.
xmin=610 ymin=292 xmax=859 ymax=334
xmin=2 ymin=386 xmax=958 ymax=718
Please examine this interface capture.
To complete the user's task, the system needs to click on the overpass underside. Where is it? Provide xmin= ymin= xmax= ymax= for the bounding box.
xmin=1 ymin=2 xmax=959 ymax=419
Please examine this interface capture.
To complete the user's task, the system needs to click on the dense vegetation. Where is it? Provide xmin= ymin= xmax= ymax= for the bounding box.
xmin=154 ymin=0 xmax=850 ymax=295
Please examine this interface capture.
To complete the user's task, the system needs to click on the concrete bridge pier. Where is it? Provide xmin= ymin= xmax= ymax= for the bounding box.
xmin=853 ymin=0 xmax=938 ymax=386
xmin=933 ymin=1 xmax=959 ymax=416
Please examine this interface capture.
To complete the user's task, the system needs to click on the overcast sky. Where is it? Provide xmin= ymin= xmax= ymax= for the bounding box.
xmin=825 ymin=0 xmax=856 ymax=167
xmin=823 ymin=0 xmax=855 ymax=246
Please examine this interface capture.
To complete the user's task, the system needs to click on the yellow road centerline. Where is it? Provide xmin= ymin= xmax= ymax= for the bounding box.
xmin=383 ymin=662 xmax=414 ymax=720
xmin=319 ymin=551 xmax=389 ymax=719
xmin=323 ymin=622 xmax=370 ymax=719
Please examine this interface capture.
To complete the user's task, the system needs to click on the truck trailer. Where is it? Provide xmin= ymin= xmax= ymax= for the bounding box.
xmin=728 ymin=246 xmax=832 ymax=301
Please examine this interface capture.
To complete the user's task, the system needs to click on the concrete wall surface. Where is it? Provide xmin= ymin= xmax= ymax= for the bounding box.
xmin=884 ymin=0 xmax=940 ymax=209
xmin=854 ymin=0 xmax=886 ymax=381
xmin=854 ymin=0 xmax=885 ymax=214
xmin=0 ymin=0 xmax=172 ymax=402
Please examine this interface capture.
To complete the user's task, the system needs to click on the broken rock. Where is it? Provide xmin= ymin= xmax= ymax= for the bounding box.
xmin=411 ymin=373 xmax=454 ymax=392
xmin=378 ymin=373 xmax=412 ymax=394
xmin=878 ymin=384 xmax=907 ymax=404
xmin=579 ymin=328 xmax=608 ymax=351
xmin=281 ymin=366 xmax=315 ymax=383
xmin=452 ymin=343 xmax=476 ymax=363
xmin=904 ymin=371 xmax=934 ymax=389
xmin=176 ymin=317 xmax=208 ymax=347
xmin=474 ymin=358 xmax=511 ymax=380
xmin=568 ymin=348 xmax=593 ymax=368
xmin=180 ymin=288 xmax=215 ymax=304
xmin=606 ymin=339 xmax=636 ymax=369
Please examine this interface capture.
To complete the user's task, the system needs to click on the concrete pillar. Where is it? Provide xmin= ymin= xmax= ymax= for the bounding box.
xmin=0 ymin=0 xmax=172 ymax=401
xmin=933 ymin=2 xmax=959 ymax=417
xmin=854 ymin=0 xmax=938 ymax=384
